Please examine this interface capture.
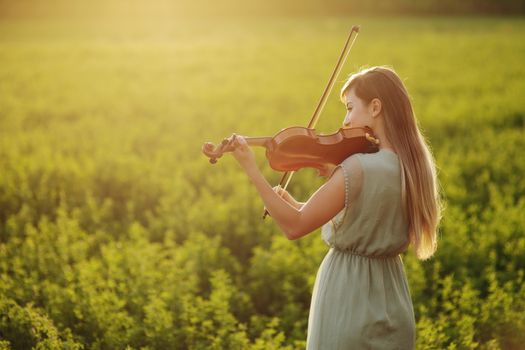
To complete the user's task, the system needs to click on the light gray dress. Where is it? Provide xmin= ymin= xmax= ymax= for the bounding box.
xmin=306 ymin=149 xmax=416 ymax=350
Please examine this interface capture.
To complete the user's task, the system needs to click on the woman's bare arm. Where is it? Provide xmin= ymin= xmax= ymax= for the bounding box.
xmin=247 ymin=166 xmax=345 ymax=240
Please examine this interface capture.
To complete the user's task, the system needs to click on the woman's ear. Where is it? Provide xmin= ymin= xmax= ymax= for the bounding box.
xmin=370 ymin=98 xmax=382 ymax=118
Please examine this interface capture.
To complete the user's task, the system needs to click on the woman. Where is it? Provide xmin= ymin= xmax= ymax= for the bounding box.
xmin=230 ymin=65 xmax=443 ymax=349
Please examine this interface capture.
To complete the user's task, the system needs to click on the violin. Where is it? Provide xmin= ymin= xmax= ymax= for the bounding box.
xmin=202 ymin=25 xmax=363 ymax=219
xmin=201 ymin=125 xmax=380 ymax=172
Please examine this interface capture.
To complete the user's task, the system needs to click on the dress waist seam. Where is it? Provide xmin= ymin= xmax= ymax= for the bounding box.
xmin=330 ymin=245 xmax=400 ymax=259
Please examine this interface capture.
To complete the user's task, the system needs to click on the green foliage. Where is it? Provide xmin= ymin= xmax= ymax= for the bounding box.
xmin=1 ymin=16 xmax=524 ymax=349
xmin=0 ymin=296 xmax=82 ymax=349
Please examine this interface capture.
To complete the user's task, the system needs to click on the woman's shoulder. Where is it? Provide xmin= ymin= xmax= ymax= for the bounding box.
xmin=325 ymin=153 xmax=363 ymax=180
xmin=338 ymin=154 xmax=365 ymax=190
xmin=341 ymin=152 xmax=365 ymax=172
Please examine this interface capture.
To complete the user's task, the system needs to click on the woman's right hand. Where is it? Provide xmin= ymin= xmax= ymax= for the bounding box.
xmin=272 ymin=185 xmax=303 ymax=210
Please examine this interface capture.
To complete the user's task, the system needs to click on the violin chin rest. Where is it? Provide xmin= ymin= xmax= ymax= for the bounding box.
xmin=365 ymin=133 xmax=380 ymax=145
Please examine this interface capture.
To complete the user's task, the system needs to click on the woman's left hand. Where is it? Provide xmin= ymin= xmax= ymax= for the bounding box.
xmin=230 ymin=134 xmax=257 ymax=172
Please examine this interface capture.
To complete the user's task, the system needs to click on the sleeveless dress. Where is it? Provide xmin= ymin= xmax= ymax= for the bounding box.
xmin=305 ymin=148 xmax=416 ymax=350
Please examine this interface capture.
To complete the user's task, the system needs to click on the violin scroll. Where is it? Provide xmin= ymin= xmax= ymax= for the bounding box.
xmin=202 ymin=134 xmax=239 ymax=164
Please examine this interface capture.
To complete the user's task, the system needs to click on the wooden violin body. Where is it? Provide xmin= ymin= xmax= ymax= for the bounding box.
xmin=202 ymin=125 xmax=380 ymax=172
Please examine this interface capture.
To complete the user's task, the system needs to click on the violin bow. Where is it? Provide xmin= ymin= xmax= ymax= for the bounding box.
xmin=263 ymin=25 xmax=361 ymax=220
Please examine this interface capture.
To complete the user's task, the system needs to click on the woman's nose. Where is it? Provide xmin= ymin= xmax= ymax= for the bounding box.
xmin=343 ymin=114 xmax=351 ymax=127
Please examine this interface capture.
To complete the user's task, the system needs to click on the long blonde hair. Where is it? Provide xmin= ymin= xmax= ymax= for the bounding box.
xmin=340 ymin=65 xmax=444 ymax=260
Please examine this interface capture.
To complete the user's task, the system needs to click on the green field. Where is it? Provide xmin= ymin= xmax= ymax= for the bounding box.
xmin=1 ymin=16 xmax=524 ymax=349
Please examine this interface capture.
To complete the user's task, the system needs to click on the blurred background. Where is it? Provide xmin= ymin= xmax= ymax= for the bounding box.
xmin=1 ymin=0 xmax=524 ymax=18
xmin=0 ymin=1 xmax=524 ymax=349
